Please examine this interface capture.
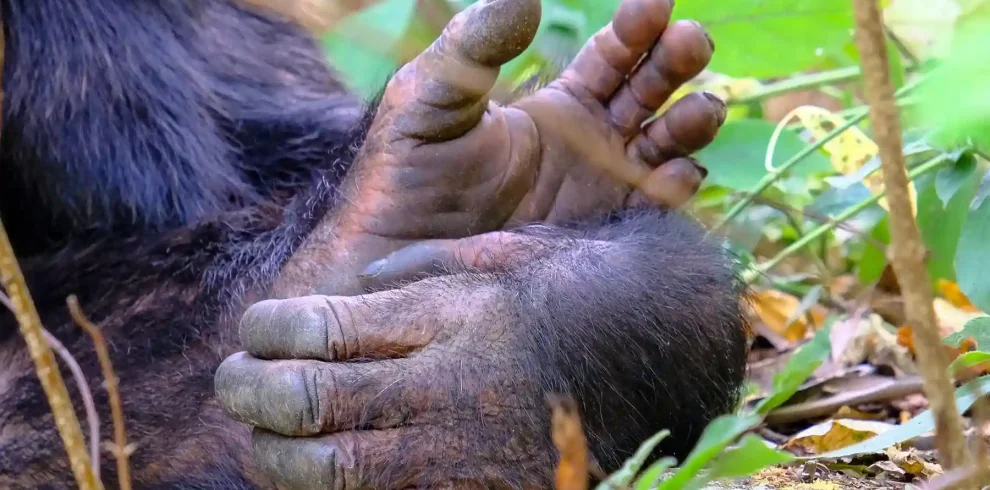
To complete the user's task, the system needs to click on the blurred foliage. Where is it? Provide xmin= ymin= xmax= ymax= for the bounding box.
xmin=318 ymin=0 xmax=990 ymax=487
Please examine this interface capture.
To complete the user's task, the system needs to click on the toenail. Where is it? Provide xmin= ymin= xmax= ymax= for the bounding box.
xmin=691 ymin=160 xmax=709 ymax=179
xmin=702 ymin=91 xmax=727 ymax=125
xmin=693 ymin=21 xmax=715 ymax=51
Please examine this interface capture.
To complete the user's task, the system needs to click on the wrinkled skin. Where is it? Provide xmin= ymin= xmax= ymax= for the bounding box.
xmin=276 ymin=0 xmax=725 ymax=297
xmin=216 ymin=0 xmax=746 ymax=488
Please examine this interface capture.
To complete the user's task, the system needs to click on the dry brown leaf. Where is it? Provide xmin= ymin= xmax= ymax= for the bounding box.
xmin=829 ymin=275 xmax=860 ymax=299
xmin=898 ymin=325 xmax=977 ymax=360
xmin=933 ymin=298 xmax=985 ymax=337
xmin=783 ymin=419 xmax=895 ymax=455
xmin=751 ymin=290 xmax=828 ymax=344
xmin=832 ymin=406 xmax=886 ymax=421
xmin=867 ymin=460 xmax=907 ymax=479
xmin=549 ymin=395 xmax=588 ymax=490
xmin=837 ymin=315 xmax=915 ymax=374
xmin=884 ymin=446 xmax=943 ymax=478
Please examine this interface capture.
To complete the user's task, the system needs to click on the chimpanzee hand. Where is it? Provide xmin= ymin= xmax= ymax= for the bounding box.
xmin=216 ymin=209 xmax=747 ymax=489
xmin=329 ymin=0 xmax=723 ymax=248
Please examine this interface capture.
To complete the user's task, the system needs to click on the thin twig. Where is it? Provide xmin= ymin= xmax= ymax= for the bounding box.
xmin=0 ymin=228 xmax=101 ymax=489
xmin=712 ymin=76 xmax=927 ymax=234
xmin=68 ymin=296 xmax=133 ymax=490
xmin=41 ymin=329 xmax=103 ymax=480
xmin=2 ymin=291 xmax=101 ymax=477
xmin=851 ymin=0 xmax=970 ymax=471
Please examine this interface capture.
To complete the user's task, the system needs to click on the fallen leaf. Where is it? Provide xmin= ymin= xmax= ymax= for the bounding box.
xmin=884 ymin=446 xmax=943 ymax=478
xmin=837 ymin=314 xmax=915 ymax=374
xmin=898 ymin=324 xmax=977 ymax=362
xmin=867 ymin=460 xmax=907 ymax=479
xmin=829 ymin=310 xmax=867 ymax=364
xmin=751 ymin=290 xmax=828 ymax=345
xmin=934 ymin=297 xmax=985 ymax=337
xmin=832 ymin=406 xmax=886 ymax=421
xmin=784 ymin=419 xmax=895 ymax=455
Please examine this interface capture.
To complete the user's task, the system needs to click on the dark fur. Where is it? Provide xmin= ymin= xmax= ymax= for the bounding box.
xmin=0 ymin=0 xmax=747 ymax=488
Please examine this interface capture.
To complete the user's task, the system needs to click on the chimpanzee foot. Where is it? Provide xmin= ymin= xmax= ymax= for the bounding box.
xmin=337 ymin=0 xmax=725 ymax=242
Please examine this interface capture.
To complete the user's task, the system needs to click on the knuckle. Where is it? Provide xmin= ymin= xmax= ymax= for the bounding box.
xmin=280 ymin=364 xmax=332 ymax=436
xmin=321 ymin=297 xmax=355 ymax=360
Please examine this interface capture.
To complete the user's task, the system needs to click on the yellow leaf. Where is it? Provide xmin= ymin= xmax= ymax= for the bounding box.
xmin=784 ymin=419 xmax=894 ymax=455
xmin=751 ymin=290 xmax=827 ymax=342
xmin=785 ymin=106 xmax=917 ymax=214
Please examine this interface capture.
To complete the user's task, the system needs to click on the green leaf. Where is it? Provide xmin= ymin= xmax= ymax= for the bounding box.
xmin=884 ymin=0 xmax=962 ymax=60
xmin=634 ymin=457 xmax=678 ymax=490
xmin=885 ymin=37 xmax=907 ymax=90
xmin=814 ymin=375 xmax=990 ymax=459
xmin=973 ymin=170 xmax=990 ymax=210
xmin=943 ymin=317 xmax=990 ymax=349
xmin=956 ymin=186 xmax=990 ymax=312
xmin=597 ymin=430 xmax=671 ymax=490
xmin=949 ymin=350 xmax=990 ymax=372
xmin=696 ymin=120 xmax=833 ymax=191
xmin=916 ymin=17 xmax=990 ymax=151
xmin=755 ymin=323 xmax=833 ymax=415
xmin=705 ymin=434 xmax=796 ymax=481
xmin=322 ymin=0 xmax=418 ymax=97
xmin=655 ymin=413 xmax=763 ymax=490
xmin=858 ymin=216 xmax=890 ymax=285
xmin=578 ymin=0 xmax=621 ymax=40
xmin=935 ymin=152 xmax=978 ymax=208
xmin=672 ymin=0 xmax=856 ymax=78
xmin=917 ymin=163 xmax=981 ymax=284
xmin=806 ymin=183 xmax=887 ymax=233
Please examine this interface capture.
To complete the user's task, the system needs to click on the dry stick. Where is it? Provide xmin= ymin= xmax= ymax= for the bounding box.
xmin=1 ymin=291 xmax=102 ymax=476
xmin=0 ymin=224 xmax=102 ymax=489
xmin=851 ymin=0 xmax=970 ymax=471
xmin=40 ymin=329 xmax=103 ymax=481
xmin=68 ymin=296 xmax=133 ymax=490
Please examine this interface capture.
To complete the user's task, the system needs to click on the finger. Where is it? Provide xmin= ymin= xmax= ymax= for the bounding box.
xmin=626 ymin=91 xmax=726 ymax=168
xmin=556 ymin=0 xmax=673 ymax=101
xmin=251 ymin=427 xmax=444 ymax=490
xmin=608 ymin=20 xmax=715 ymax=139
xmin=215 ymin=353 xmax=427 ymax=436
xmin=357 ymin=232 xmax=534 ymax=292
xmin=238 ymin=294 xmax=446 ymax=361
xmin=625 ymin=157 xmax=705 ymax=208
xmin=385 ymin=0 xmax=541 ymax=140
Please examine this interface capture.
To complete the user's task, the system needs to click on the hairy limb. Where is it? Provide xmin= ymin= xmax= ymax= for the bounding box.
xmin=217 ymin=209 xmax=748 ymax=489
xmin=276 ymin=0 xmax=725 ymax=298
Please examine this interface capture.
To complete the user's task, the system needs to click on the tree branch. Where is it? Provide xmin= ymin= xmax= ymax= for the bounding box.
xmin=851 ymin=0 xmax=969 ymax=470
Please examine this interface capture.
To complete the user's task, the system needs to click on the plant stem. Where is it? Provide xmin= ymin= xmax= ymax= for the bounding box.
xmin=729 ymin=66 xmax=863 ymax=106
xmin=852 ymin=0 xmax=970 ymax=470
xmin=749 ymin=154 xmax=951 ymax=280
xmin=70 ymin=297 xmax=133 ymax=490
xmin=712 ymin=76 xmax=926 ymax=234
